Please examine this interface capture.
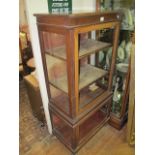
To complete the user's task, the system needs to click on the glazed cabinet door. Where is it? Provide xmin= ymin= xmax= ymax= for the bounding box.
xmin=73 ymin=22 xmax=120 ymax=116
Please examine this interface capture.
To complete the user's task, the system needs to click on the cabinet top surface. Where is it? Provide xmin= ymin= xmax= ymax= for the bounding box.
xmin=34 ymin=11 xmax=122 ymax=28
xmin=34 ymin=11 xmax=120 ymax=17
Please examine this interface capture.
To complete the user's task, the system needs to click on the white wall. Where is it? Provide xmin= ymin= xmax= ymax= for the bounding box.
xmin=73 ymin=0 xmax=96 ymax=65
xmin=24 ymin=0 xmax=96 ymax=134
xmin=25 ymin=0 xmax=52 ymax=134
xmin=72 ymin=0 xmax=96 ymax=12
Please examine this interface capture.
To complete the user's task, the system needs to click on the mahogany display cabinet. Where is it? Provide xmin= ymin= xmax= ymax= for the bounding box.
xmin=35 ymin=12 xmax=121 ymax=155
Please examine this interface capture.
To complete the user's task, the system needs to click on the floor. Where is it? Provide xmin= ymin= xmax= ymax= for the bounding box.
xmin=19 ymin=80 xmax=135 ymax=155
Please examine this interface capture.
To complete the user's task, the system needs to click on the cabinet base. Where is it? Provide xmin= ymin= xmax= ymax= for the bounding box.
xmin=109 ymin=112 xmax=128 ymax=130
xmin=53 ymin=117 xmax=109 ymax=154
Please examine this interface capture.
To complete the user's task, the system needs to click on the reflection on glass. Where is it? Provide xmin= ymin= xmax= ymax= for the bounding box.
xmin=42 ymin=32 xmax=66 ymax=60
xmin=79 ymin=106 xmax=108 ymax=141
xmin=111 ymin=38 xmax=132 ymax=117
xmin=112 ymin=75 xmax=123 ymax=116
xmin=79 ymin=57 xmax=109 ymax=108
xmin=42 ymin=31 xmax=70 ymax=115
xmin=52 ymin=113 xmax=72 ymax=145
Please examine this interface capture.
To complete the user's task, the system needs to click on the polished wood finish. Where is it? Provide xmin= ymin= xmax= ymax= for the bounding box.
xmin=127 ymin=33 xmax=135 ymax=145
xmin=109 ymin=112 xmax=128 ymax=129
xmin=96 ymin=0 xmax=101 ymax=12
xmin=35 ymin=12 xmax=121 ymax=28
xmin=35 ymin=12 xmax=121 ymax=154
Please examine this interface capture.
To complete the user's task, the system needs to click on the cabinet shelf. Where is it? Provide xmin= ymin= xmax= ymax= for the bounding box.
xmin=79 ymin=39 xmax=111 ymax=58
xmin=80 ymin=85 xmax=106 ymax=108
xmin=45 ymin=39 xmax=111 ymax=60
xmin=49 ymin=64 xmax=108 ymax=93
xmin=45 ymin=45 xmax=66 ymax=60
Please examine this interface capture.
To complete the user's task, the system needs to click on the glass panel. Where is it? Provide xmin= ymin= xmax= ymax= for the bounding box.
xmin=52 ymin=113 xmax=72 ymax=146
xmin=41 ymin=31 xmax=70 ymax=115
xmin=78 ymin=28 xmax=114 ymax=109
xmin=46 ymin=54 xmax=68 ymax=93
xmin=79 ymin=103 xmax=109 ymax=141
xmin=79 ymin=55 xmax=109 ymax=108
xmin=42 ymin=32 xmax=66 ymax=60
xmin=111 ymin=31 xmax=132 ymax=117
xmin=111 ymin=73 xmax=127 ymax=117
xmin=49 ymin=85 xmax=70 ymax=114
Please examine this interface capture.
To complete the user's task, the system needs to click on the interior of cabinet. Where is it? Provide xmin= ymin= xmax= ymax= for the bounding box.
xmin=79 ymin=103 xmax=110 ymax=141
xmin=52 ymin=104 xmax=109 ymax=145
xmin=45 ymin=50 xmax=108 ymax=94
xmin=43 ymin=29 xmax=113 ymax=113
xmin=94 ymin=21 xmax=132 ymax=119
xmin=42 ymin=26 xmax=115 ymax=113
xmin=49 ymin=84 xmax=70 ymax=115
xmin=52 ymin=113 xmax=73 ymax=146
xmin=45 ymin=39 xmax=111 ymax=60
xmin=79 ymin=39 xmax=111 ymax=59
xmin=79 ymin=84 xmax=106 ymax=108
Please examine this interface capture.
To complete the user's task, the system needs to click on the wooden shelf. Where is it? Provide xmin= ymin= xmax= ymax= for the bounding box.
xmin=80 ymin=85 xmax=106 ymax=108
xmin=49 ymin=64 xmax=107 ymax=93
xmin=45 ymin=39 xmax=111 ymax=60
xmin=46 ymin=45 xmax=66 ymax=60
xmin=49 ymin=82 xmax=109 ymax=114
xmin=79 ymin=39 xmax=111 ymax=58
